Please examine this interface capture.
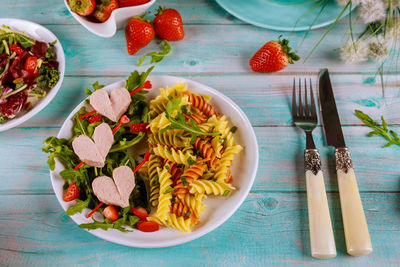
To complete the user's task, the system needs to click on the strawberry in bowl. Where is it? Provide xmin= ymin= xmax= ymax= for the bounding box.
xmin=64 ymin=0 xmax=156 ymax=38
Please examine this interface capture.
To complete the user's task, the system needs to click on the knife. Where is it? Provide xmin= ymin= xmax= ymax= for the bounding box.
xmin=319 ymin=69 xmax=372 ymax=256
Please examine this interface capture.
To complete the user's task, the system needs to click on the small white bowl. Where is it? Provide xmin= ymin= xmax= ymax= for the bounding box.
xmin=64 ymin=0 xmax=157 ymax=38
xmin=0 ymin=18 xmax=65 ymax=132
xmin=50 ymin=75 xmax=259 ymax=248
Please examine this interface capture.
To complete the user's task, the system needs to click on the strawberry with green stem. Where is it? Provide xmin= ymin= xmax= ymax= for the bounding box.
xmin=153 ymin=6 xmax=184 ymax=41
xmin=125 ymin=15 xmax=155 ymax=55
xmin=250 ymin=36 xmax=299 ymax=73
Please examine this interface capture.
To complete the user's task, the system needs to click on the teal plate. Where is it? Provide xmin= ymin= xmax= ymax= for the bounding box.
xmin=215 ymin=0 xmax=356 ymax=31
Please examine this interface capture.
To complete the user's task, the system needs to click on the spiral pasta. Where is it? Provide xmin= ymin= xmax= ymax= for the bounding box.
xmin=149 ymin=82 xmax=189 ymax=118
xmin=152 ymin=144 xmax=196 ymax=166
xmin=174 ymin=158 xmax=206 ymax=198
xmin=146 ymin=83 xmax=242 ymax=232
xmin=148 ymin=154 xmax=162 ymax=207
xmin=182 ymin=91 xmax=218 ymax=117
xmin=148 ymin=213 xmax=194 ymax=232
xmin=148 ymin=130 xmax=191 ymax=148
xmin=189 ymin=180 xmax=235 ymax=195
xmin=149 ymin=112 xmax=171 ymax=133
xmin=193 ymin=137 xmax=219 ymax=168
xmin=184 ymin=112 xmax=208 ymax=124
xmin=155 ymin=166 xmax=173 ymax=222
xmin=181 ymin=193 xmax=206 ymax=218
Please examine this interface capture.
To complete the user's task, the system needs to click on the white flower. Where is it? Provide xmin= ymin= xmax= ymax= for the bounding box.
xmin=386 ymin=17 xmax=400 ymax=42
xmin=368 ymin=36 xmax=389 ymax=61
xmin=359 ymin=0 xmax=386 ymax=24
xmin=340 ymin=40 xmax=369 ymax=63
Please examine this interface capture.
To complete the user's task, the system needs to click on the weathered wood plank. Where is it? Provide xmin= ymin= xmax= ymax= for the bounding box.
xmin=0 ymin=126 xmax=399 ymax=194
xmin=29 ymin=23 xmax=395 ymax=76
xmin=0 ymin=193 xmax=398 ymax=266
xmin=0 ymin=0 xmax=241 ymax=25
xmin=17 ymin=74 xmax=400 ymax=128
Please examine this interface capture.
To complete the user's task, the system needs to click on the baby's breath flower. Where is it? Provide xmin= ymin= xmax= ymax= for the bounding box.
xmin=340 ymin=40 xmax=369 ymax=63
xmin=368 ymin=36 xmax=389 ymax=62
xmin=359 ymin=0 xmax=386 ymax=24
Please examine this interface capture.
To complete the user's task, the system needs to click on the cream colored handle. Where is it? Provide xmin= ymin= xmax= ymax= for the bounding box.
xmin=306 ymin=170 xmax=337 ymax=259
xmin=337 ymin=168 xmax=372 ymax=256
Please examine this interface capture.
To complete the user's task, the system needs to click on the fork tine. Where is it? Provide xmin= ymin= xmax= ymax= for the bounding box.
xmin=298 ymin=78 xmax=303 ymax=116
xmin=292 ymin=78 xmax=297 ymax=118
xmin=304 ymin=78 xmax=309 ymax=116
xmin=310 ymin=78 xmax=317 ymax=117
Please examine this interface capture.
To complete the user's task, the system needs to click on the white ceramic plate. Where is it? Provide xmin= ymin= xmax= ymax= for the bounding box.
xmin=0 ymin=18 xmax=65 ymax=132
xmin=64 ymin=0 xmax=156 ymax=38
xmin=50 ymin=75 xmax=259 ymax=248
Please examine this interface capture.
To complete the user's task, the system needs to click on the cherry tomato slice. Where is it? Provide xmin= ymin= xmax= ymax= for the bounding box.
xmin=131 ymin=207 xmax=148 ymax=220
xmin=63 ymin=182 xmax=80 ymax=202
xmin=24 ymin=56 xmax=38 ymax=73
xmin=9 ymin=44 xmax=25 ymax=55
xmin=88 ymin=114 xmax=102 ymax=123
xmin=137 ymin=221 xmax=159 ymax=232
xmin=103 ymin=205 xmax=119 ymax=222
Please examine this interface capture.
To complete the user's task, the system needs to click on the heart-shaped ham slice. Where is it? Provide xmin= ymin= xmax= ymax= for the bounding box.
xmin=92 ymin=166 xmax=136 ymax=208
xmin=90 ymin=87 xmax=131 ymax=122
xmin=72 ymin=123 xmax=114 ymax=168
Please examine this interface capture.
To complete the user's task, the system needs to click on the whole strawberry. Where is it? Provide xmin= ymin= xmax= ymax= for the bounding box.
xmin=154 ymin=6 xmax=184 ymax=41
xmin=125 ymin=16 xmax=155 ymax=55
xmin=249 ymin=37 xmax=299 ymax=73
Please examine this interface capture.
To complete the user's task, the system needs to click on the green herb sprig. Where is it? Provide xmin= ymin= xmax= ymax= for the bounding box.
xmin=355 ymin=110 xmax=400 ymax=147
xmin=137 ymin=40 xmax=171 ymax=66
xmin=160 ymin=97 xmax=220 ymax=143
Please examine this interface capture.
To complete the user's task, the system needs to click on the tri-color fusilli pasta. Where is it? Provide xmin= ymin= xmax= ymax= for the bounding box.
xmin=146 ymin=82 xmax=243 ymax=232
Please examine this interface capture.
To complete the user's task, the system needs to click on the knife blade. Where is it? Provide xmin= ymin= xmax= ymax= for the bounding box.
xmin=318 ymin=68 xmax=372 ymax=256
xmin=318 ymin=69 xmax=346 ymax=148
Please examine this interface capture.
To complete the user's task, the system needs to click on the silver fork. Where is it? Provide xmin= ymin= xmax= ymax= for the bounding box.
xmin=292 ymin=78 xmax=336 ymax=259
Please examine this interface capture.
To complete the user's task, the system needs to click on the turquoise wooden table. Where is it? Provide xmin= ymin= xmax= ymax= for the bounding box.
xmin=1 ymin=1 xmax=400 ymax=266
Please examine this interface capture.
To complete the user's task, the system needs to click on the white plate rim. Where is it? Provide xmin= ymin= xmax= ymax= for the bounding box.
xmin=0 ymin=18 xmax=65 ymax=132
xmin=50 ymin=75 xmax=259 ymax=248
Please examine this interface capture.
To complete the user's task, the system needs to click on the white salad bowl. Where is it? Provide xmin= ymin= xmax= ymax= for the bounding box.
xmin=50 ymin=75 xmax=258 ymax=248
xmin=0 ymin=18 xmax=65 ymax=132
xmin=64 ymin=0 xmax=157 ymax=38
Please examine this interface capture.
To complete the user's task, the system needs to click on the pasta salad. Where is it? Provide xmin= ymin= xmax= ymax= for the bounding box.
xmin=146 ymin=82 xmax=243 ymax=232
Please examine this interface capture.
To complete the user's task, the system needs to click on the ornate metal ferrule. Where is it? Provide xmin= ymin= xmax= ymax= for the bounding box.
xmin=335 ymin=147 xmax=353 ymax=173
xmin=304 ymin=149 xmax=322 ymax=176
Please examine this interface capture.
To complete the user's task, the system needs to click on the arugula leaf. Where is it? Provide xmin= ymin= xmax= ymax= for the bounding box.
xmin=84 ymin=81 xmax=105 ymax=95
xmin=42 ymin=136 xmax=78 ymax=170
xmin=78 ymin=218 xmax=132 ymax=232
xmin=137 ymin=40 xmax=172 ymax=66
xmin=126 ymin=66 xmax=154 ymax=92
xmin=66 ymin=197 xmax=91 ymax=216
xmin=161 ymin=98 xmax=220 ymax=138
xmin=129 ymin=215 xmax=140 ymax=228
xmin=355 ymin=110 xmax=400 ymax=147
xmin=109 ymin=132 xmax=145 ymax=152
